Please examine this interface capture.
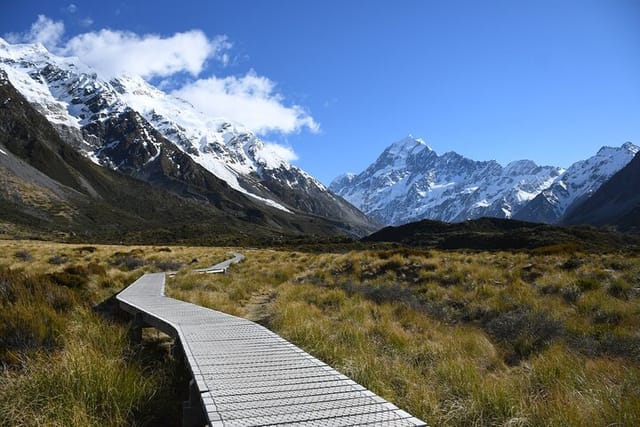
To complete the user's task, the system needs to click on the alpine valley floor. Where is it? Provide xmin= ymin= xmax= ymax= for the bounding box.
xmin=1 ymin=239 xmax=639 ymax=426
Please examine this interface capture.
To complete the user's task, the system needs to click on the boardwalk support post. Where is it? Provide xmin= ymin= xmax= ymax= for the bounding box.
xmin=128 ymin=313 xmax=144 ymax=344
xmin=170 ymin=341 xmax=184 ymax=363
xmin=182 ymin=378 xmax=206 ymax=427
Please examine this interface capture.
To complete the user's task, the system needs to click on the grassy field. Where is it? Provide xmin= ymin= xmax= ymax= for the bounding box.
xmin=0 ymin=240 xmax=219 ymax=427
xmin=1 ymin=239 xmax=639 ymax=426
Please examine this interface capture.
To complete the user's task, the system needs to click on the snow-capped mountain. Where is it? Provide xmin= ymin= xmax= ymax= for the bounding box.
xmin=329 ymin=136 xmax=637 ymax=226
xmin=562 ymin=151 xmax=640 ymax=231
xmin=0 ymin=38 xmax=374 ymax=235
xmin=514 ymin=142 xmax=639 ymax=223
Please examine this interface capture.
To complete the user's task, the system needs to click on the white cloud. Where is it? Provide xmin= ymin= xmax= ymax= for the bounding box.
xmin=62 ymin=30 xmax=228 ymax=79
xmin=6 ymin=15 xmax=318 ymax=137
xmin=4 ymin=15 xmax=64 ymax=50
xmin=262 ymin=142 xmax=299 ymax=162
xmin=173 ymin=72 xmax=319 ymax=135
xmin=67 ymin=4 xmax=77 ymax=14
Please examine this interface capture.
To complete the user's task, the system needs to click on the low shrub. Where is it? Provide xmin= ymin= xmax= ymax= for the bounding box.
xmin=13 ymin=250 xmax=33 ymax=262
xmin=154 ymin=259 xmax=184 ymax=271
xmin=48 ymin=255 xmax=68 ymax=265
xmin=592 ymin=309 xmax=623 ymax=325
xmin=342 ymin=281 xmax=420 ymax=308
xmin=560 ymin=284 xmax=582 ymax=303
xmin=520 ymin=264 xmax=543 ymax=282
xmin=62 ymin=263 xmax=106 ymax=277
xmin=73 ymin=246 xmax=97 ymax=253
xmin=485 ymin=308 xmax=564 ymax=364
xmin=607 ymin=278 xmax=633 ymax=299
xmin=575 ymin=277 xmax=600 ymax=292
xmin=110 ymin=255 xmax=147 ymax=271
xmin=561 ymin=258 xmax=583 ymax=270
xmin=48 ymin=271 xmax=89 ymax=289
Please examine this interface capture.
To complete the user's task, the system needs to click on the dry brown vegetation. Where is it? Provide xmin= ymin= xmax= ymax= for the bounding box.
xmin=1 ymin=239 xmax=639 ymax=426
xmin=170 ymin=247 xmax=640 ymax=426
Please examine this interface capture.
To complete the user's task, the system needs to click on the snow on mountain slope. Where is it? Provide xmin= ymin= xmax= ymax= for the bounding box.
xmin=110 ymin=74 xmax=304 ymax=210
xmin=562 ymin=150 xmax=640 ymax=230
xmin=329 ymin=136 xmax=564 ymax=225
xmin=331 ymin=135 xmax=637 ymax=226
xmin=0 ymin=38 xmax=355 ymax=219
xmin=0 ymin=39 xmax=88 ymax=129
xmin=514 ymin=142 xmax=639 ymax=223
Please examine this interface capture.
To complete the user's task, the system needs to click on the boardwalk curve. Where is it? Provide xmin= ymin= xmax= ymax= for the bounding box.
xmin=117 ymin=253 xmax=427 ymax=427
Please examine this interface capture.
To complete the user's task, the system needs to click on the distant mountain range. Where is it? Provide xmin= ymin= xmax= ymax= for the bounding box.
xmin=0 ymin=38 xmax=375 ymax=240
xmin=1 ymin=37 xmax=637 ymax=241
xmin=330 ymin=136 xmax=639 ymax=229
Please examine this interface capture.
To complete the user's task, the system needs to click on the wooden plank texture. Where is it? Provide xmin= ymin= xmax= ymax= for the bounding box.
xmin=117 ymin=253 xmax=427 ymax=427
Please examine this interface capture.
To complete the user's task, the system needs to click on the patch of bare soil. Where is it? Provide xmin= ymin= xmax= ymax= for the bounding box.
xmin=244 ymin=289 xmax=277 ymax=326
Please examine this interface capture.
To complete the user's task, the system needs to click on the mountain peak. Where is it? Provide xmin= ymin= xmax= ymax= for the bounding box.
xmin=329 ymin=172 xmax=357 ymax=191
xmin=504 ymin=159 xmax=539 ymax=174
xmin=386 ymin=135 xmax=432 ymax=157
xmin=333 ymin=136 xmax=637 ymax=226
xmin=622 ymin=141 xmax=639 ymax=153
xmin=597 ymin=141 xmax=639 ymax=156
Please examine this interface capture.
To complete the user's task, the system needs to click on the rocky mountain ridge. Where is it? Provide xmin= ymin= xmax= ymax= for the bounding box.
xmin=330 ymin=136 xmax=638 ymax=226
xmin=0 ymin=67 xmax=375 ymax=243
xmin=0 ymin=38 xmax=375 ymax=236
xmin=562 ymin=150 xmax=640 ymax=231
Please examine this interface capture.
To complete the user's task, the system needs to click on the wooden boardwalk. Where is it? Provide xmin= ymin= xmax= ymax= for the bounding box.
xmin=117 ymin=253 xmax=427 ymax=427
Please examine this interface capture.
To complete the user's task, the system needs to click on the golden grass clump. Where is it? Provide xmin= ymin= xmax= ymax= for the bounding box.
xmin=0 ymin=310 xmax=159 ymax=426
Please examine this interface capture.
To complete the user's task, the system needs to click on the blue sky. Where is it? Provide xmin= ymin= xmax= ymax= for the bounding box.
xmin=3 ymin=0 xmax=640 ymax=184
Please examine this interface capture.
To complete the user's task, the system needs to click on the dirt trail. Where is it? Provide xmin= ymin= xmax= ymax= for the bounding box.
xmin=244 ymin=290 xmax=276 ymax=326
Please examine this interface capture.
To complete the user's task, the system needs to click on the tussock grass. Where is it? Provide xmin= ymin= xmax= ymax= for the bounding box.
xmin=0 ymin=239 xmax=212 ymax=426
xmin=0 ymin=310 xmax=159 ymax=426
xmin=3 ymin=240 xmax=639 ymax=426
xmin=168 ymin=247 xmax=640 ymax=426
xmin=0 ymin=268 xmax=74 ymax=364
